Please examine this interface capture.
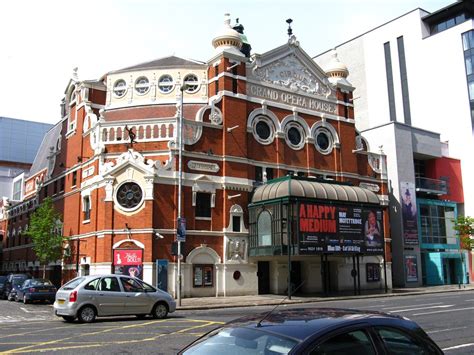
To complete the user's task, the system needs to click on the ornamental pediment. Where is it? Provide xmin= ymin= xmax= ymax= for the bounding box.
xmin=247 ymin=43 xmax=335 ymax=100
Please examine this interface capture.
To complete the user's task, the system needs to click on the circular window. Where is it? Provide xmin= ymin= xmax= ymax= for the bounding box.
xmin=183 ymin=74 xmax=199 ymax=93
xmin=158 ymin=74 xmax=174 ymax=93
xmin=284 ymin=122 xmax=305 ymax=150
xmin=256 ymin=121 xmax=271 ymax=140
xmin=315 ymin=128 xmax=333 ymax=154
xmin=116 ymin=182 xmax=143 ymax=210
xmin=135 ymin=76 xmax=150 ymax=95
xmin=252 ymin=116 xmax=275 ymax=145
xmin=113 ymin=79 xmax=128 ymax=98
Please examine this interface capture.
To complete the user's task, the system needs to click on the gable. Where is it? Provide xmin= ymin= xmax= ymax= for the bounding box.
xmin=246 ymin=41 xmax=337 ymax=114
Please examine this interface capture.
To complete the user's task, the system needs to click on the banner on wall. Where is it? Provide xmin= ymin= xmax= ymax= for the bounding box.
xmin=298 ymin=203 xmax=384 ymax=254
xmin=405 ymin=255 xmax=418 ymax=282
xmin=400 ymin=181 xmax=419 ymax=245
xmin=113 ymin=249 xmax=143 ymax=279
xmin=156 ymin=259 xmax=168 ymax=292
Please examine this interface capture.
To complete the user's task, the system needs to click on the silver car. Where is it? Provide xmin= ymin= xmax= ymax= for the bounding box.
xmin=53 ymin=274 xmax=176 ymax=323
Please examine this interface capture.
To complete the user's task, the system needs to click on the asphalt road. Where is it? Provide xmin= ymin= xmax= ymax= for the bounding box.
xmin=0 ymin=290 xmax=473 ymax=354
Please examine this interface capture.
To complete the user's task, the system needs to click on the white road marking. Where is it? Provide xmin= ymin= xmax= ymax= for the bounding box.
xmin=20 ymin=307 xmax=49 ymax=313
xmin=0 ymin=316 xmax=47 ymax=323
xmin=413 ymin=306 xmax=474 ymax=316
xmin=382 ymin=302 xmax=442 ymax=310
xmin=388 ymin=305 xmax=453 ymax=313
xmin=464 ymin=299 xmax=474 ymax=302
xmin=443 ymin=343 xmax=474 ymax=351
xmin=427 ymin=326 xmax=467 ymax=334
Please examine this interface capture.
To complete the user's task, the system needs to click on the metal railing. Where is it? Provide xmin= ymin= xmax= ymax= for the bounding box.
xmin=415 ymin=177 xmax=448 ymax=194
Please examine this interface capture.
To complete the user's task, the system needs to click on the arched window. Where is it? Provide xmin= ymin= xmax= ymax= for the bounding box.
xmin=257 ymin=210 xmax=272 ymax=246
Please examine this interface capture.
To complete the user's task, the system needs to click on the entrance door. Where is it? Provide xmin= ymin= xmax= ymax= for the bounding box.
xmin=449 ymin=259 xmax=457 ymax=284
xmin=257 ymin=261 xmax=270 ymax=294
xmin=290 ymin=261 xmax=302 ymax=294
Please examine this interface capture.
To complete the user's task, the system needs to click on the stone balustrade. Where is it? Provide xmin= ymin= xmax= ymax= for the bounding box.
xmin=100 ymin=119 xmax=176 ymax=144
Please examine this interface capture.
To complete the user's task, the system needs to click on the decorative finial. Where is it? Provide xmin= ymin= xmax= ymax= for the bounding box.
xmin=224 ymin=13 xmax=231 ymax=27
xmin=72 ymin=67 xmax=79 ymax=80
xmin=286 ymin=18 xmax=293 ymax=37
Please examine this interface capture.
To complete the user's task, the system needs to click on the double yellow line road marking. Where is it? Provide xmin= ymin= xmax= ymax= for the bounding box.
xmin=0 ymin=318 xmax=224 ymax=354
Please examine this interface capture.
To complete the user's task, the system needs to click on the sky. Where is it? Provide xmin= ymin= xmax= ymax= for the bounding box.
xmin=0 ymin=0 xmax=452 ymax=125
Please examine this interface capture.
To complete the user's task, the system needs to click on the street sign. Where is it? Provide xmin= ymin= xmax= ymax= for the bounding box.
xmin=177 ymin=217 xmax=186 ymax=242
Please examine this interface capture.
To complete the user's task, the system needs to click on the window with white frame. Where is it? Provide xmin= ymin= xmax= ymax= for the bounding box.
xmin=228 ymin=204 xmax=246 ymax=233
xmin=134 ymin=76 xmax=150 ymax=95
xmin=252 ymin=115 xmax=276 ymax=145
xmin=314 ymin=127 xmax=334 ymax=154
xmin=257 ymin=210 xmax=272 ymax=246
xmin=158 ymin=74 xmax=174 ymax=93
xmin=113 ymin=79 xmax=128 ymax=98
xmin=195 ymin=192 xmax=211 ymax=218
xmin=12 ymin=179 xmax=22 ymax=201
xmin=83 ymin=196 xmax=91 ymax=221
xmin=183 ymin=74 xmax=199 ymax=93
xmin=284 ymin=122 xmax=305 ymax=150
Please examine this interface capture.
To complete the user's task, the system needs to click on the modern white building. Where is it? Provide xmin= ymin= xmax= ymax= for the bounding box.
xmin=315 ymin=0 xmax=473 ymax=287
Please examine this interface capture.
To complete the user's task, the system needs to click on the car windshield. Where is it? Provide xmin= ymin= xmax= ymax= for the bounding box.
xmin=0 ymin=276 xmax=6 ymax=285
xmin=12 ymin=277 xmax=27 ymax=286
xmin=30 ymin=279 xmax=53 ymax=286
xmin=182 ymin=327 xmax=299 ymax=355
xmin=61 ymin=277 xmax=85 ymax=290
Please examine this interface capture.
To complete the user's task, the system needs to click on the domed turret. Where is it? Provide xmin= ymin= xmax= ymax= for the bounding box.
xmin=212 ymin=14 xmax=244 ymax=57
xmin=325 ymin=50 xmax=349 ymax=79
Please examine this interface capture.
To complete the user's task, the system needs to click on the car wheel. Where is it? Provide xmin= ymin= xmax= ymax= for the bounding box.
xmin=78 ymin=306 xmax=96 ymax=323
xmin=7 ymin=294 xmax=13 ymax=302
xmin=152 ymin=303 xmax=168 ymax=319
xmin=62 ymin=316 xmax=75 ymax=323
xmin=23 ymin=295 xmax=28 ymax=304
xmin=15 ymin=294 xmax=19 ymax=302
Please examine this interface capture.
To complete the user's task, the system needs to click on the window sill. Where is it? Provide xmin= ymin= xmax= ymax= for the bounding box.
xmin=82 ymin=219 xmax=91 ymax=224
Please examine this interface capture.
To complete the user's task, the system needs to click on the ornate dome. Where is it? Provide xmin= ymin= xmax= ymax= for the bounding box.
xmin=325 ymin=50 xmax=349 ymax=78
xmin=212 ymin=13 xmax=243 ymax=51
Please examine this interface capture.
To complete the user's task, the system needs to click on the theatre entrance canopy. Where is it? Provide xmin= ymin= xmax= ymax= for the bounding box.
xmin=248 ymin=176 xmax=384 ymax=257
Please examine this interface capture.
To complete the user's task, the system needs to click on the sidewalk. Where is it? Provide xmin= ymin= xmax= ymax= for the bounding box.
xmin=178 ymin=284 xmax=474 ymax=310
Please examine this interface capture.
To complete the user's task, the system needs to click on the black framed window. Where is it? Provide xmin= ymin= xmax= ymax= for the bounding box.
xmin=72 ymin=171 xmax=77 ymax=186
xmin=193 ymin=265 xmax=213 ymax=287
xmin=196 ymin=192 xmax=211 ymax=218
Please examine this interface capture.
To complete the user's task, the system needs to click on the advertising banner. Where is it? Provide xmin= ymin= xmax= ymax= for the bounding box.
xmin=400 ymin=181 xmax=419 ymax=245
xmin=298 ymin=203 xmax=384 ymax=254
xmin=156 ymin=259 xmax=168 ymax=292
xmin=113 ymin=249 xmax=143 ymax=279
xmin=405 ymin=255 xmax=418 ymax=282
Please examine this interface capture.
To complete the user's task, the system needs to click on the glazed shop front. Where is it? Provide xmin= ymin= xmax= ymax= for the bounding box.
xmin=248 ymin=177 xmax=388 ymax=296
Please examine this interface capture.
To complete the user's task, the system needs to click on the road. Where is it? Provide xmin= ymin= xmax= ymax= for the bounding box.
xmin=0 ymin=290 xmax=473 ymax=354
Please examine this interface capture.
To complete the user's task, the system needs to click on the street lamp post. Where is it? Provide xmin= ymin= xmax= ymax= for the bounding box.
xmin=177 ymin=83 xmax=188 ymax=307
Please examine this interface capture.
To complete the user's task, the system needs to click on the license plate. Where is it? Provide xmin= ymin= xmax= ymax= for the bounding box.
xmin=57 ymin=299 xmax=65 ymax=305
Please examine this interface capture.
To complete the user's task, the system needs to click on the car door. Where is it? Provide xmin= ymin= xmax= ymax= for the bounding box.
xmin=119 ymin=277 xmax=149 ymax=314
xmin=303 ymin=325 xmax=380 ymax=355
xmin=17 ymin=280 xmax=29 ymax=300
xmin=96 ymin=277 xmax=125 ymax=316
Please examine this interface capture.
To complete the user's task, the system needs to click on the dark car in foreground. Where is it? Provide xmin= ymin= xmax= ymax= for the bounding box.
xmin=179 ymin=308 xmax=443 ymax=354
xmin=15 ymin=278 xmax=57 ymax=304
xmin=54 ymin=274 xmax=176 ymax=323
